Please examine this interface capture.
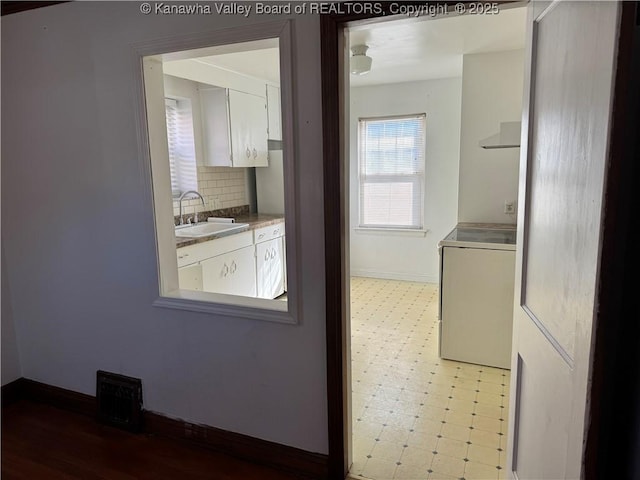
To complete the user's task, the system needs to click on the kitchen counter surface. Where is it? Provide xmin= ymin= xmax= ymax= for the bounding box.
xmin=175 ymin=214 xmax=284 ymax=248
xmin=438 ymin=223 xmax=516 ymax=251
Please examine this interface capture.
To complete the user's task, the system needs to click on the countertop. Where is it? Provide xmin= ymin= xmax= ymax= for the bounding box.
xmin=175 ymin=214 xmax=284 ymax=248
xmin=438 ymin=223 xmax=517 ymax=251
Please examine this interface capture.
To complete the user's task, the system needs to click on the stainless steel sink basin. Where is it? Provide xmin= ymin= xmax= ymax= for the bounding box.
xmin=174 ymin=222 xmax=248 ymax=238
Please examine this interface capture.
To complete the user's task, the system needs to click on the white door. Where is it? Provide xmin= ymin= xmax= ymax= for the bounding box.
xmin=228 ymin=90 xmax=268 ymax=167
xmin=507 ymin=2 xmax=620 ymax=479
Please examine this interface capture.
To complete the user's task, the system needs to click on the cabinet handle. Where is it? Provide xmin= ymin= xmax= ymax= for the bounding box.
xmin=222 ymin=263 xmax=229 ymax=277
xmin=246 ymin=148 xmax=251 ymax=158
xmin=273 ymin=228 xmax=279 ymax=235
xmin=265 ymin=250 xmax=269 ymax=261
xmin=177 ymin=253 xmax=190 ymax=260
xmin=230 ymin=261 xmax=237 ymax=274
xmin=270 ymin=248 xmax=276 ymax=260
xmin=258 ymin=233 xmax=265 ymax=240
xmin=253 ymin=148 xmax=257 ymax=158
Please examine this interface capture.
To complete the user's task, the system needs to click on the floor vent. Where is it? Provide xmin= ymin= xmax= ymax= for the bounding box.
xmin=96 ymin=370 xmax=143 ymax=432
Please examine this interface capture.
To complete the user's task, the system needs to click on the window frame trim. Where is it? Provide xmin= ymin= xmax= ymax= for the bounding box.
xmin=132 ymin=20 xmax=301 ymax=324
xmin=357 ymin=113 xmax=427 ymax=231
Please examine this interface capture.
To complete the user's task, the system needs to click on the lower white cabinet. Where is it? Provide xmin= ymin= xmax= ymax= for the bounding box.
xmin=256 ymin=237 xmax=284 ymax=299
xmin=176 ymin=220 xmax=285 ymax=300
xmin=178 ymin=263 xmax=203 ymax=291
xmin=201 ymin=245 xmax=256 ymax=297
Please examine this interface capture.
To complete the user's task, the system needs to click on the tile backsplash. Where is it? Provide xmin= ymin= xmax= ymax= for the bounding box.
xmin=173 ymin=166 xmax=247 ymax=218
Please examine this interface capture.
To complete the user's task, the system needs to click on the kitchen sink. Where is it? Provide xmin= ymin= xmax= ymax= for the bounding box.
xmin=174 ymin=222 xmax=249 ymax=238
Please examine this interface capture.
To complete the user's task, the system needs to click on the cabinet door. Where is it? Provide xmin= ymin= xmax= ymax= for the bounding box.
xmin=200 ymin=88 xmax=232 ymax=167
xmin=201 ymin=246 xmax=256 ymax=297
xmin=256 ymin=240 xmax=272 ymax=299
xmin=228 ymin=90 xmax=268 ymax=167
xmin=229 ymin=245 xmax=257 ymax=297
xmin=256 ymin=238 xmax=284 ymax=299
xmin=201 ymin=252 xmax=235 ymax=295
xmin=266 ymin=84 xmax=282 ymax=141
xmin=178 ymin=264 xmax=203 ymax=291
xmin=269 ymin=236 xmax=285 ymax=298
xmin=283 ymin=235 xmax=287 ymax=292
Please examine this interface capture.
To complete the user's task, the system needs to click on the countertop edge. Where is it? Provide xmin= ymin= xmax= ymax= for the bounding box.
xmin=175 ymin=215 xmax=284 ymax=249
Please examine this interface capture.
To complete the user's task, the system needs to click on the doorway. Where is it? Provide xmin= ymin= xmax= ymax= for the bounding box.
xmin=322 ymin=2 xmax=635 ymax=479
xmin=344 ymin=7 xmax=526 ymax=479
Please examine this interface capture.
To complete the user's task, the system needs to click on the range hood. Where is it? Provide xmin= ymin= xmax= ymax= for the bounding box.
xmin=479 ymin=121 xmax=521 ymax=149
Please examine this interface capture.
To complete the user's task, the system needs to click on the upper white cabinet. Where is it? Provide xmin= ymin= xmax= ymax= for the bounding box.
xmin=266 ymin=84 xmax=282 ymax=141
xmin=200 ymin=87 xmax=268 ymax=167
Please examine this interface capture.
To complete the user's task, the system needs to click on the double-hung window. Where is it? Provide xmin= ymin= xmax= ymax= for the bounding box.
xmin=358 ymin=114 xmax=426 ymax=230
xmin=164 ymin=98 xmax=197 ymax=197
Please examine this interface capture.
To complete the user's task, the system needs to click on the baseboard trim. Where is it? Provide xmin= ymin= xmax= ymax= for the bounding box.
xmin=350 ymin=269 xmax=438 ymax=284
xmin=2 ymin=378 xmax=328 ymax=479
xmin=145 ymin=410 xmax=328 ymax=479
xmin=1 ymin=378 xmax=27 ymax=407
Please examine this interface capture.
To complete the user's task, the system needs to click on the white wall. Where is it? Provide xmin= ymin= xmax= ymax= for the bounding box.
xmin=349 ymin=79 xmax=462 ymax=283
xmin=457 ymin=50 xmax=525 ymax=224
xmin=1 ymin=3 xmax=327 ymax=453
xmin=2 ymin=245 xmax=22 ymax=385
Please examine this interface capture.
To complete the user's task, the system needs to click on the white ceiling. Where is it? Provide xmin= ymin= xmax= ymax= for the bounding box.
xmin=349 ymin=7 xmax=527 ymax=87
xmin=162 ymin=39 xmax=280 ymax=85
xmin=195 ymin=48 xmax=280 ymax=84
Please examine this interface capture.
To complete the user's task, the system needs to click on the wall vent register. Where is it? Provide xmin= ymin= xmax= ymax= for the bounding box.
xmin=96 ymin=371 xmax=143 ymax=432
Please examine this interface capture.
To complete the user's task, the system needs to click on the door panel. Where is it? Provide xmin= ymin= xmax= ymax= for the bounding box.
xmin=512 ymin=318 xmax=572 ymax=479
xmin=508 ymin=2 xmax=619 ymax=479
xmin=522 ymin=1 xmax=618 ymax=362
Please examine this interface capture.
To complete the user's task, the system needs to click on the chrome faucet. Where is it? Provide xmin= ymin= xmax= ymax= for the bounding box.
xmin=178 ymin=190 xmax=206 ymax=225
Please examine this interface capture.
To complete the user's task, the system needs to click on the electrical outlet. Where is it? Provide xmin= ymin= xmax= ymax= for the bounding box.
xmin=504 ymin=200 xmax=516 ymax=214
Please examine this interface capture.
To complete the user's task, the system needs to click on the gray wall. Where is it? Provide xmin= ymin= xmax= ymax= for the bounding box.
xmin=2 ymin=245 xmax=22 ymax=385
xmin=1 ymin=3 xmax=328 ymax=453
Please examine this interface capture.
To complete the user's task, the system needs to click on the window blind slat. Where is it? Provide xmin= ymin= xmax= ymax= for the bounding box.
xmin=165 ymin=98 xmax=197 ymax=197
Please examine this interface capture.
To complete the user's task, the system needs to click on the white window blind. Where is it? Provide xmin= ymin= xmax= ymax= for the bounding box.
xmin=358 ymin=114 xmax=426 ymax=229
xmin=165 ymin=98 xmax=197 ymax=197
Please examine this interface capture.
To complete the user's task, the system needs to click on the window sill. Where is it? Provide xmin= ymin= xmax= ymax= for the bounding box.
xmin=353 ymin=227 xmax=429 ymax=237
xmin=153 ymin=289 xmax=294 ymax=324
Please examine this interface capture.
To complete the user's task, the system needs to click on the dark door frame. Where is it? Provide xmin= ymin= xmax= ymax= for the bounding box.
xmin=320 ymin=3 xmax=639 ymax=479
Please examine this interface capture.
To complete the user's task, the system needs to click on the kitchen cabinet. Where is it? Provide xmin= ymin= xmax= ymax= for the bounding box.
xmin=176 ymin=221 xmax=285 ymax=300
xmin=266 ymin=84 xmax=282 ymax=141
xmin=254 ymin=221 xmax=285 ymax=299
xmin=201 ymin=245 xmax=257 ymax=297
xmin=256 ymin=238 xmax=284 ymax=299
xmin=178 ymin=264 xmax=203 ymax=291
xmin=200 ymin=87 xmax=268 ymax=167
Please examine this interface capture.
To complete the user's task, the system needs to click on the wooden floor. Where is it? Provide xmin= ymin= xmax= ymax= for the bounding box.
xmin=1 ymin=400 xmax=302 ymax=479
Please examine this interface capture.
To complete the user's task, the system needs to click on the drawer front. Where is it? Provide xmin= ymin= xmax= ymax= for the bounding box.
xmin=177 ymin=230 xmax=253 ymax=267
xmin=254 ymin=221 xmax=285 ymax=244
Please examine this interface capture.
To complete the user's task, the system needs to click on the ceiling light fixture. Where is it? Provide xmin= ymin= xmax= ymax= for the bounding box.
xmin=350 ymin=44 xmax=372 ymax=75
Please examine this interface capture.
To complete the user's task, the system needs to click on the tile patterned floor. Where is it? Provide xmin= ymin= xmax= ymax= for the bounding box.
xmin=349 ymin=277 xmax=510 ymax=480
